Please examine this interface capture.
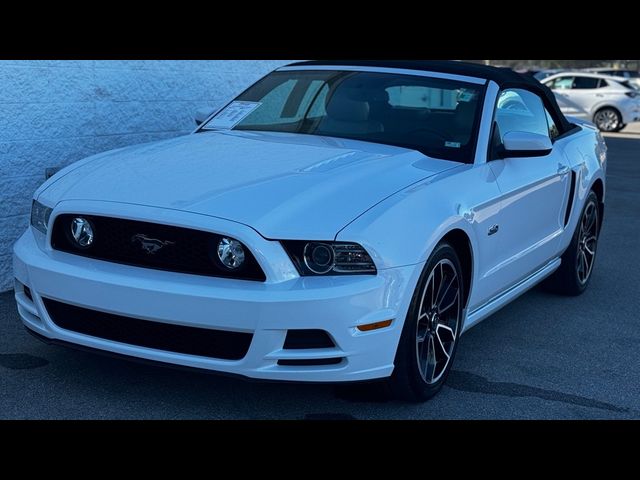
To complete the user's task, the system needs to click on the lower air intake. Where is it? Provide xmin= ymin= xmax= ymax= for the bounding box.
xmin=43 ymin=298 xmax=253 ymax=361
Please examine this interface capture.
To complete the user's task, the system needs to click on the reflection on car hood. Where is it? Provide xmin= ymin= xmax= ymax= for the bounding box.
xmin=39 ymin=130 xmax=460 ymax=239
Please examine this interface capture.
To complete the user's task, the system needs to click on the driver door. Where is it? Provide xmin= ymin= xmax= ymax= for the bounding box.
xmin=488 ymin=89 xmax=572 ymax=291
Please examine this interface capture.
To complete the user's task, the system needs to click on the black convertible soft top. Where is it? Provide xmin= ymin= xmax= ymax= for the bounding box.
xmin=287 ymin=60 xmax=574 ymax=134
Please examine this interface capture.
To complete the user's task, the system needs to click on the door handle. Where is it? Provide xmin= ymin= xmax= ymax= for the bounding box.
xmin=557 ymin=165 xmax=570 ymax=175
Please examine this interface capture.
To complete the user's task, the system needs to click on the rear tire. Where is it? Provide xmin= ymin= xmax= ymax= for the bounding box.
xmin=388 ymin=242 xmax=464 ymax=402
xmin=594 ymin=107 xmax=622 ymax=132
xmin=543 ymin=191 xmax=600 ymax=296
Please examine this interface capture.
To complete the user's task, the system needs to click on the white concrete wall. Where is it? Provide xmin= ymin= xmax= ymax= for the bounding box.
xmin=0 ymin=60 xmax=290 ymax=291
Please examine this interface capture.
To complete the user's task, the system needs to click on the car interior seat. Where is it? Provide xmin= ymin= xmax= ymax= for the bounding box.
xmin=317 ymin=87 xmax=384 ymax=136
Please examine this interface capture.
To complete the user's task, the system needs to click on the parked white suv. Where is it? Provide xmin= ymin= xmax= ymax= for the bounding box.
xmin=543 ymin=72 xmax=640 ymax=132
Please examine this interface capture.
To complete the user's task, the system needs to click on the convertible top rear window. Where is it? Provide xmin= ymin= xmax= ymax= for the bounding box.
xmin=202 ymin=70 xmax=485 ymax=163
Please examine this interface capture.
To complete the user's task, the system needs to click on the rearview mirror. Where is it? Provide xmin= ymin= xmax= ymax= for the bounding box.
xmin=194 ymin=106 xmax=217 ymax=126
xmin=501 ymin=131 xmax=552 ymax=158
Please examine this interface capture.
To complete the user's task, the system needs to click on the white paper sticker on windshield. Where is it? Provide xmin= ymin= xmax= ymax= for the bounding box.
xmin=206 ymin=101 xmax=262 ymax=130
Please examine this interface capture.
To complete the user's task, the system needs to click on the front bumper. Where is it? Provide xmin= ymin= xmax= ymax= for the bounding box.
xmin=13 ymin=208 xmax=421 ymax=382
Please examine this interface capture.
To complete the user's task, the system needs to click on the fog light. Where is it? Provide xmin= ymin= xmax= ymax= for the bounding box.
xmin=217 ymin=237 xmax=245 ymax=270
xmin=70 ymin=217 xmax=94 ymax=248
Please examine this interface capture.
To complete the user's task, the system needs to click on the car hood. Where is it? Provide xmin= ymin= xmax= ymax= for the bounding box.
xmin=39 ymin=131 xmax=459 ymax=239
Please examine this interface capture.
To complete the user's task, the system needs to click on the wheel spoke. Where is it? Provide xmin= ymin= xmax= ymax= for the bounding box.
xmin=429 ymin=271 xmax=435 ymax=307
xmin=585 ymin=207 xmax=596 ymax=233
xmin=438 ymin=289 xmax=459 ymax=316
xmin=437 ymin=323 xmax=456 ymax=342
xmin=436 ymin=272 xmax=457 ymax=310
xmin=582 ymin=249 xmax=591 ymax=273
xmin=584 ymin=236 xmax=597 ymax=255
xmin=433 ymin=263 xmax=445 ymax=308
xmin=426 ymin=335 xmax=437 ymax=383
xmin=578 ymin=250 xmax=589 ymax=282
xmin=416 ymin=332 xmax=428 ymax=380
xmin=419 ymin=271 xmax=434 ymax=319
xmin=577 ymin=251 xmax=585 ymax=277
xmin=432 ymin=333 xmax=450 ymax=380
xmin=434 ymin=331 xmax=450 ymax=362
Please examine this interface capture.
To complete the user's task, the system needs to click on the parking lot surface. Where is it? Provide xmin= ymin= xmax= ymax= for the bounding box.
xmin=1 ymin=127 xmax=638 ymax=419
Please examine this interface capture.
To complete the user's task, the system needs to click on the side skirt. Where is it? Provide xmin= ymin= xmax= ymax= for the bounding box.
xmin=462 ymin=258 xmax=561 ymax=333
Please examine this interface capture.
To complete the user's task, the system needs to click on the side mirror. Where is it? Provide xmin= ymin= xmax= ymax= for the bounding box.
xmin=501 ymin=131 xmax=552 ymax=158
xmin=194 ymin=107 xmax=217 ymax=126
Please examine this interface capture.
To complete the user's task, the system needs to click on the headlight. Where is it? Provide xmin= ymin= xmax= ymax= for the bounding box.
xmin=30 ymin=200 xmax=53 ymax=235
xmin=281 ymin=241 xmax=376 ymax=276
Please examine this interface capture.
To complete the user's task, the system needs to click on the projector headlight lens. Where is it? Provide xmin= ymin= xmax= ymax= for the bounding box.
xmin=303 ymin=242 xmax=335 ymax=274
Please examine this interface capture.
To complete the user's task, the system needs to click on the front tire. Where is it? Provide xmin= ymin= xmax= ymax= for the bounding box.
xmin=389 ymin=242 xmax=464 ymax=402
xmin=543 ymin=191 xmax=600 ymax=296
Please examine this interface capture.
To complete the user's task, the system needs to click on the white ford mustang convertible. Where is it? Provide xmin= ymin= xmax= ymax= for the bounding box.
xmin=14 ymin=61 xmax=607 ymax=401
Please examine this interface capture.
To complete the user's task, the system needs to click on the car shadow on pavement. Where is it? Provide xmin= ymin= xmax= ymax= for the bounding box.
xmin=0 ymin=353 xmax=49 ymax=370
xmin=446 ymin=371 xmax=628 ymax=413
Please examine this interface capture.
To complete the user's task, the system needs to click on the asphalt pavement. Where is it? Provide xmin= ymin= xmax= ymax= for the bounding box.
xmin=1 ymin=127 xmax=639 ymax=420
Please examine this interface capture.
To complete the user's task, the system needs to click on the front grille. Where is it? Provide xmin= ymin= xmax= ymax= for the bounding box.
xmin=43 ymin=298 xmax=253 ymax=361
xmin=51 ymin=214 xmax=266 ymax=281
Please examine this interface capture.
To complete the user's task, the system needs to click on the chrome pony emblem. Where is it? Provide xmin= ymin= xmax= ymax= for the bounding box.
xmin=131 ymin=234 xmax=175 ymax=255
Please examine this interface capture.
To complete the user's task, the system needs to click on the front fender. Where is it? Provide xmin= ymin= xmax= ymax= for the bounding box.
xmin=336 ymin=164 xmax=503 ymax=310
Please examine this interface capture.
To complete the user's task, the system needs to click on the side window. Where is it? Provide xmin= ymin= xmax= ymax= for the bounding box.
xmin=572 ymin=77 xmax=600 ymax=89
xmin=549 ymin=76 xmax=574 ymax=89
xmin=545 ymin=108 xmax=560 ymax=140
xmin=495 ymin=89 xmax=550 ymax=138
xmin=597 ymin=79 xmax=609 ymax=88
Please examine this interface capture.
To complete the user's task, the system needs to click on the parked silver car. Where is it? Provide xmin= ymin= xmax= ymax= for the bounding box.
xmin=543 ymin=72 xmax=640 ymax=132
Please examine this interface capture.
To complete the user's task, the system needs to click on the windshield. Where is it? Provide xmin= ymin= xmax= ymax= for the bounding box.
xmin=201 ymin=70 xmax=485 ymax=163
